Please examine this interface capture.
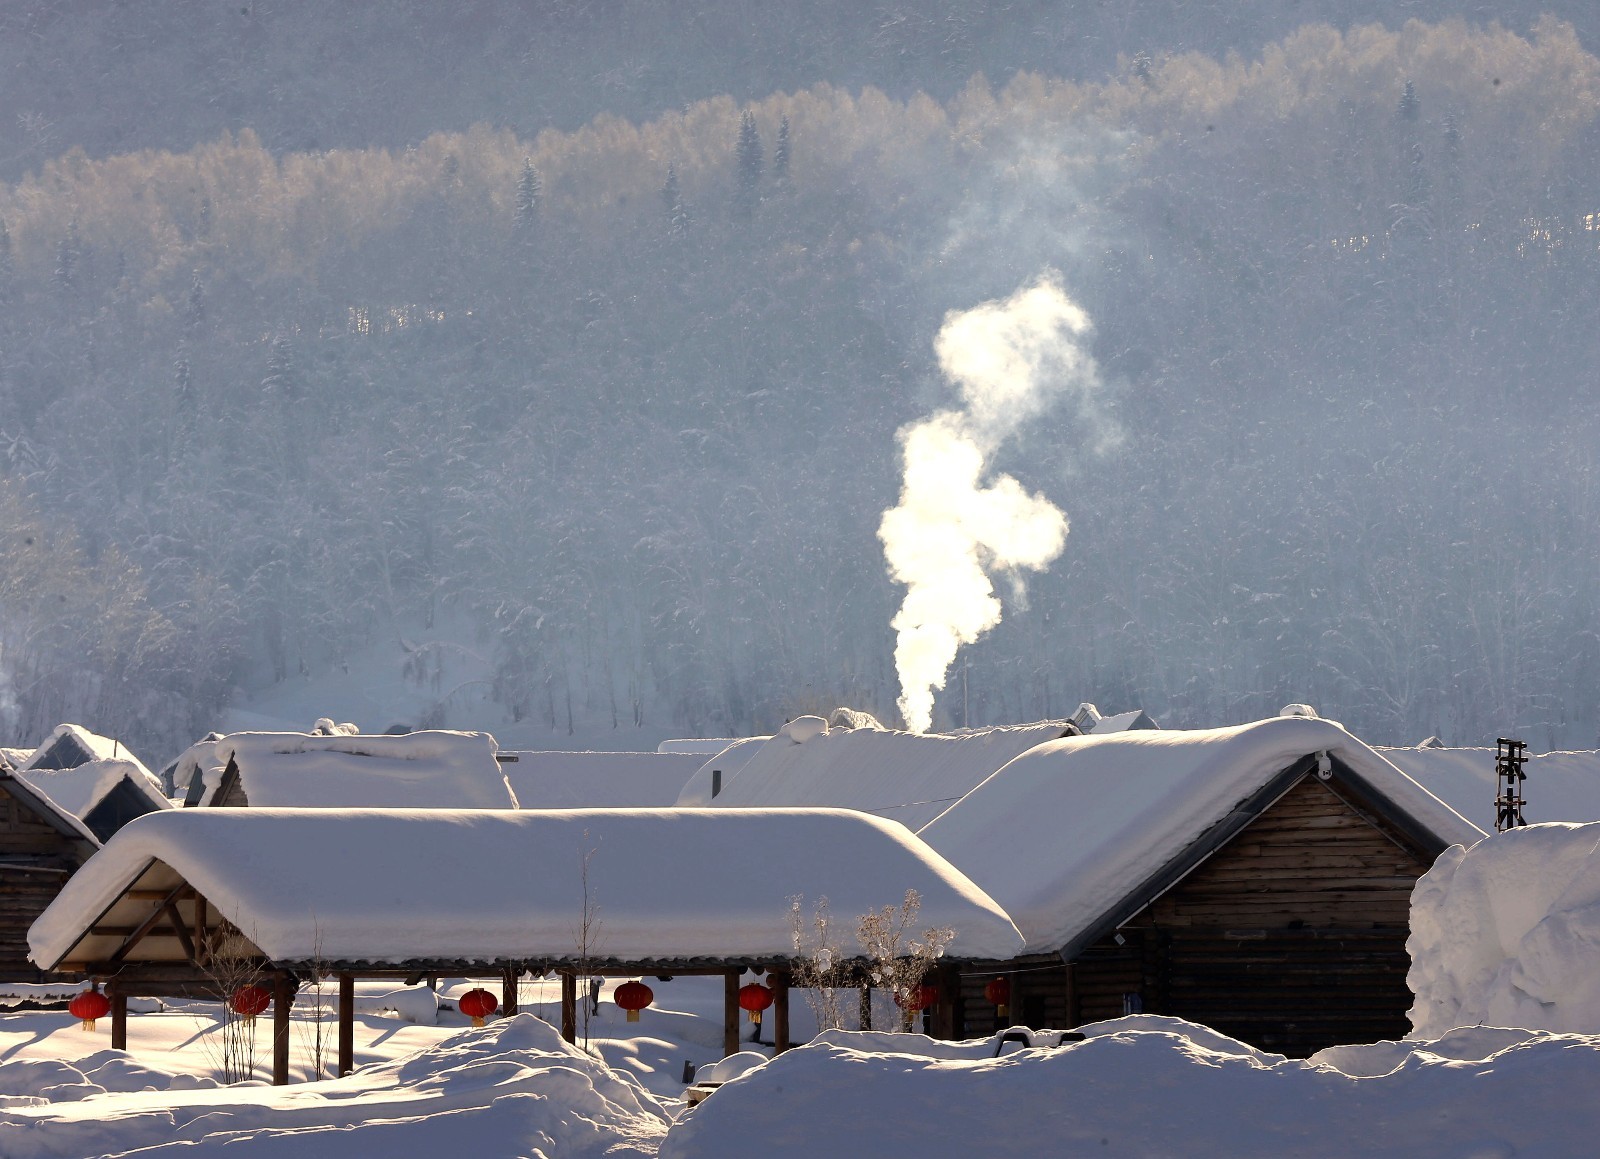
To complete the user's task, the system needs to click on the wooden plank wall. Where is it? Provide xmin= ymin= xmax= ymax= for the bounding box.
xmin=0 ymin=784 xmax=93 ymax=981
xmin=956 ymin=776 xmax=1433 ymax=1057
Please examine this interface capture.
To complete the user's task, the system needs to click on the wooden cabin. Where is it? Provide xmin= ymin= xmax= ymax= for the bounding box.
xmin=0 ymin=768 xmax=99 ymax=982
xmin=918 ymin=715 xmax=1485 ymax=1057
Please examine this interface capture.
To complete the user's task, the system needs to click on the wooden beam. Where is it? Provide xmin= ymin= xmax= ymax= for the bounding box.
xmin=162 ymin=901 xmax=197 ymax=964
xmin=108 ymin=882 xmax=191 ymax=965
xmin=722 ymin=970 xmax=740 ymax=1058
xmin=338 ymin=973 xmax=354 ymax=1077
xmin=272 ymin=972 xmax=294 ymax=1086
xmin=194 ymin=894 xmax=208 ymax=968
xmin=560 ymin=972 xmax=576 ymax=1043
xmin=110 ymin=989 xmax=128 ymax=1052
xmin=771 ymin=968 xmax=790 ymax=1053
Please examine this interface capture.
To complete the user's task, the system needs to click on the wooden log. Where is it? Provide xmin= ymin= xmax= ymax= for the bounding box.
xmin=560 ymin=972 xmax=576 ymax=1043
xmin=338 ymin=973 xmax=354 ymax=1077
xmin=722 ymin=970 xmax=740 ymax=1059
xmin=110 ymin=989 xmax=128 ymax=1051
xmin=272 ymin=971 xmax=293 ymax=1086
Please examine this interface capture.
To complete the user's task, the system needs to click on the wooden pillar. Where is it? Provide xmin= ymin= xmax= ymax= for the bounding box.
xmin=110 ymin=989 xmax=128 ymax=1051
xmin=722 ymin=970 xmax=740 ymax=1058
xmin=560 ymin=972 xmax=577 ymax=1043
xmin=502 ymin=964 xmax=519 ymax=1017
xmin=1064 ymin=962 xmax=1080 ymax=1028
xmin=771 ymin=968 xmax=790 ymax=1053
xmin=271 ymin=971 xmax=294 ymax=1086
xmin=930 ymin=965 xmax=957 ymax=1040
xmin=858 ymin=983 xmax=873 ymax=1031
xmin=337 ymin=973 xmax=354 ymax=1077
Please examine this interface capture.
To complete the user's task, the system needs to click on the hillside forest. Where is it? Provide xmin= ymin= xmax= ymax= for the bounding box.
xmin=2 ymin=18 xmax=1599 ymax=760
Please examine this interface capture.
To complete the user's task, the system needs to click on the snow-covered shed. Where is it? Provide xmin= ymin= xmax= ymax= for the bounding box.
xmin=500 ymin=751 xmax=704 ymax=809
xmin=1377 ymin=743 xmax=1600 ymax=832
xmin=30 ymin=806 xmax=1022 ymax=1079
xmin=0 ymin=769 xmax=100 ymax=982
xmin=676 ymin=716 xmax=1078 ymax=830
xmin=174 ymin=730 xmax=518 ymax=809
xmin=918 ymin=715 xmax=1484 ymax=1056
xmin=14 ymin=758 xmax=172 ymax=843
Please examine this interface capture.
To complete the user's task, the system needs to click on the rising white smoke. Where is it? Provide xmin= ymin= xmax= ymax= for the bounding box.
xmin=878 ymin=273 xmax=1107 ymax=734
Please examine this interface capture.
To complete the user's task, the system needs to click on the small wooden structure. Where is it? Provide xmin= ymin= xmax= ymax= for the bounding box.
xmin=921 ymin=716 xmax=1485 ymax=1056
xmin=0 ymin=769 xmax=99 ymax=982
xmin=28 ymin=807 xmax=1022 ymax=1083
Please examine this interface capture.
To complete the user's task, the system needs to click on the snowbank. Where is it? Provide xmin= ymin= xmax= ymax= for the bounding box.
xmin=920 ymin=716 xmax=1483 ymax=953
xmin=0 ymin=1015 xmax=669 ymax=1158
xmin=1408 ymin=821 xmax=1600 ymax=1037
xmin=662 ymin=1018 xmax=1600 ymax=1158
xmin=31 ymin=807 xmax=1024 ymax=969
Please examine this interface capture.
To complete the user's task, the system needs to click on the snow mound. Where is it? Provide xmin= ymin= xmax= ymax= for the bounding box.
xmin=1407 ymin=821 xmax=1600 ymax=1037
xmin=0 ymin=1050 xmax=220 ymax=1103
xmin=662 ymin=1019 xmax=1600 ymax=1159
xmin=0 ymin=1015 xmax=669 ymax=1159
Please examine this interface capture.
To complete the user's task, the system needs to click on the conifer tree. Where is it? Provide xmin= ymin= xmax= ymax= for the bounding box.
xmin=54 ymin=220 xmax=81 ymax=295
xmin=773 ymin=114 xmax=791 ymax=185
xmin=662 ymin=163 xmax=688 ymax=239
xmin=514 ymin=157 xmax=542 ymax=234
xmin=734 ymin=110 xmax=763 ymax=215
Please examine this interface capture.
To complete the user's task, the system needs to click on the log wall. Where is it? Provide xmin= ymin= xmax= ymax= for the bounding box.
xmin=0 ymin=782 xmax=94 ymax=981
xmin=957 ymin=775 xmax=1434 ymax=1057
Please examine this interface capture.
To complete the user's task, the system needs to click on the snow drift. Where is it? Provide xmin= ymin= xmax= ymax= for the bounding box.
xmin=1408 ymin=820 xmax=1600 ymax=1037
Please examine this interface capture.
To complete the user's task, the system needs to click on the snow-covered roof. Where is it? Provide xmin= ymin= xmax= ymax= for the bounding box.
xmin=501 ymin=751 xmax=704 ymax=808
xmin=1377 ymin=745 xmax=1600 ymax=832
xmin=30 ymin=807 xmax=1025 ymax=970
xmin=13 ymin=758 xmax=171 ymax=836
xmin=675 ymin=716 xmax=1076 ymax=830
xmin=0 ymin=770 xmax=100 ymax=846
xmin=919 ymin=716 xmax=1486 ymax=955
xmin=178 ymin=731 xmax=518 ymax=809
xmin=675 ymin=736 xmax=779 ymax=805
xmin=657 ymin=738 xmax=767 ymax=755
xmin=18 ymin=723 xmax=152 ymax=781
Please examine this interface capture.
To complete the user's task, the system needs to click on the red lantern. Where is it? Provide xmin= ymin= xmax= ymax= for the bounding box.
xmin=68 ymin=989 xmax=111 ymax=1032
xmin=230 ymin=984 xmax=271 ymax=1022
xmin=614 ymin=980 xmax=653 ymax=1023
xmin=738 ymin=982 xmax=774 ymax=1024
xmin=984 ymin=977 xmax=1011 ymax=1020
xmin=894 ymin=983 xmax=940 ymax=1012
xmin=458 ymin=988 xmax=499 ymax=1028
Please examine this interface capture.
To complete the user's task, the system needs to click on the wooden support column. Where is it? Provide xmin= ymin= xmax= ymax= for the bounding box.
xmin=110 ymin=989 xmax=128 ymax=1051
xmin=771 ymin=968 xmax=790 ymax=1053
xmin=560 ymin=972 xmax=577 ymax=1043
xmin=502 ymin=964 xmax=519 ymax=1017
xmin=930 ymin=965 xmax=957 ymax=1040
xmin=1064 ymin=962 xmax=1080 ymax=1028
xmin=272 ymin=971 xmax=294 ymax=1086
xmin=337 ymin=973 xmax=354 ymax=1077
xmin=722 ymin=970 xmax=740 ymax=1058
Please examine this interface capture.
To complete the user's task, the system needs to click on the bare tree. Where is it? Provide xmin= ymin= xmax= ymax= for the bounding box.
xmin=788 ymin=895 xmax=850 ymax=1032
xmin=856 ymin=890 xmax=953 ymax=1033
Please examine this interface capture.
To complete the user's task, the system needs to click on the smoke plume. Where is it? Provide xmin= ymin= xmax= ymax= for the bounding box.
xmin=878 ymin=273 xmax=1106 ymax=733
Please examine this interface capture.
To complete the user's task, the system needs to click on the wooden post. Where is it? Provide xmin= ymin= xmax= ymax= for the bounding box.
xmin=502 ymin=964 xmax=519 ymax=1017
xmin=771 ymin=968 xmax=790 ymax=1053
xmin=858 ymin=983 xmax=873 ymax=1031
xmin=110 ymin=989 xmax=128 ymax=1051
xmin=722 ymin=970 xmax=740 ymax=1058
xmin=1064 ymin=962 xmax=1080 ymax=1028
xmin=560 ymin=972 xmax=577 ymax=1043
xmin=337 ymin=973 xmax=354 ymax=1077
xmin=272 ymin=971 xmax=294 ymax=1086
xmin=930 ymin=965 xmax=957 ymax=1040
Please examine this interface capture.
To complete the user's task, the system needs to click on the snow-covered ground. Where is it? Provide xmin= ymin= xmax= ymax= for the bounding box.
xmin=7 ymin=997 xmax=1600 ymax=1157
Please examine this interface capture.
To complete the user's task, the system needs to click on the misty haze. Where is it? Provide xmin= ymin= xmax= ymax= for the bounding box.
xmin=0 ymin=2 xmax=1596 ymax=768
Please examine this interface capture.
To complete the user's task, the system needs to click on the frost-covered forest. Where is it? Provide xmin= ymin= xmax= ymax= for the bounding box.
xmin=2 ymin=12 xmax=1599 ymax=758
